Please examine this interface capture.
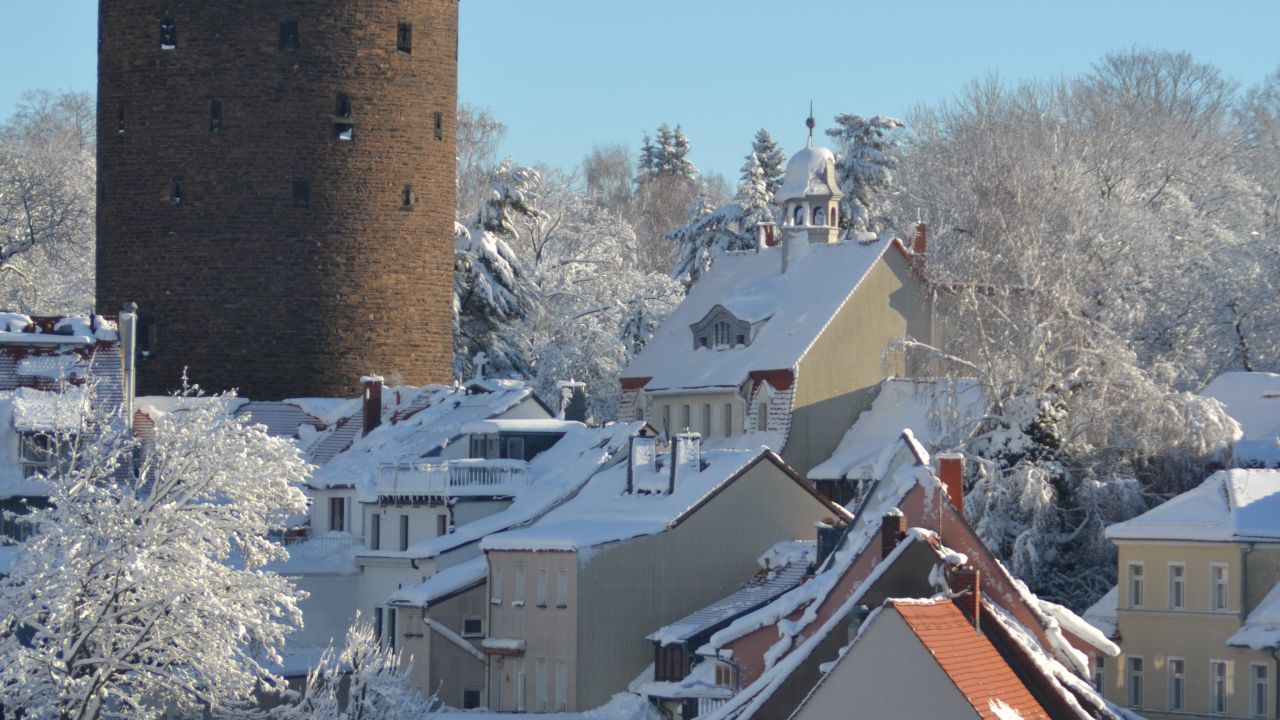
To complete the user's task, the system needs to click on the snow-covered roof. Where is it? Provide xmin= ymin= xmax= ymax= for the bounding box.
xmin=623 ymin=238 xmax=898 ymax=391
xmin=1202 ymin=372 xmax=1280 ymax=466
xmin=648 ymin=545 xmax=813 ymax=647
xmin=775 ymin=143 xmax=839 ymax=204
xmin=308 ymin=383 xmax=537 ymax=490
xmin=808 ymin=378 xmax=987 ymax=481
xmin=480 ymin=446 xmax=799 ymax=553
xmin=1105 ymin=469 xmax=1280 ymax=542
xmin=233 ymin=401 xmax=325 ymax=439
xmin=1082 ymin=586 xmax=1118 ymax=640
xmin=388 ymin=556 xmax=486 ymax=607
xmin=1229 ymin=581 xmax=1280 ymax=650
xmin=388 ymin=423 xmax=644 ymax=562
xmin=459 ymin=418 xmax=581 ymax=434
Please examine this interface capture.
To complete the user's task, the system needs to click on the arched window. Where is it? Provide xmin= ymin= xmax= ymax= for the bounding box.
xmin=813 ymin=207 xmax=825 ymax=226
xmin=793 ymin=206 xmax=804 ymax=226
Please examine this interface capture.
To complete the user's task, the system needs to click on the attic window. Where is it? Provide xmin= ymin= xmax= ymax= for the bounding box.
xmin=279 ymin=21 xmax=299 ymax=52
xmin=292 ymin=180 xmax=310 ymax=208
xmin=433 ymin=112 xmax=443 ymax=140
xmin=160 ymin=19 xmax=176 ymax=50
xmin=397 ymin=22 xmax=412 ymax=53
xmin=209 ymin=100 xmax=222 ymax=133
xmin=713 ymin=321 xmax=730 ymax=347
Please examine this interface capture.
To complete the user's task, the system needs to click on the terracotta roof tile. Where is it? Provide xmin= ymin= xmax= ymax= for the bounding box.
xmin=893 ymin=600 xmax=1049 ymax=720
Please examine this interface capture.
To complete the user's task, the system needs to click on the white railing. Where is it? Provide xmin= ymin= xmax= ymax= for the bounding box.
xmin=376 ymin=459 xmax=530 ymax=499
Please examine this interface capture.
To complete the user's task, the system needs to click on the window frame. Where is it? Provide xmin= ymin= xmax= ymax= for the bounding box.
xmin=1127 ymin=655 xmax=1143 ymax=708
xmin=328 ymin=496 xmax=345 ymax=533
xmin=209 ymin=100 xmax=222 ymax=134
xmin=535 ymin=567 xmax=548 ymax=608
xmin=722 ymin=403 xmax=733 ymax=437
xmin=398 ymin=514 xmax=409 ymax=551
xmin=462 ymin=615 xmax=484 ymax=638
xmin=1168 ymin=656 xmax=1184 ymax=711
xmin=555 ymin=568 xmax=568 ymax=608
xmin=491 ymin=565 xmax=503 ymax=605
xmin=1168 ymin=562 xmax=1185 ymax=610
xmin=279 ymin=21 xmax=300 ymax=52
xmin=1211 ymin=563 xmax=1229 ymax=611
xmin=396 ymin=22 xmax=412 ymax=53
xmin=369 ymin=513 xmax=381 ymax=551
xmin=1210 ymin=659 xmax=1228 ymax=715
xmin=1252 ymin=662 xmax=1269 ymax=719
xmin=1127 ymin=561 xmax=1145 ymax=609
xmin=1093 ymin=655 xmax=1105 ymax=693
xmin=462 ymin=688 xmax=482 ymax=710
xmin=513 ymin=565 xmax=525 ymax=607
xmin=160 ymin=19 xmax=176 ymax=50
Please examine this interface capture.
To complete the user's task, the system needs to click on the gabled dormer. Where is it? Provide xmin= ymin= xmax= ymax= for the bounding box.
xmin=689 ymin=304 xmax=771 ymax=350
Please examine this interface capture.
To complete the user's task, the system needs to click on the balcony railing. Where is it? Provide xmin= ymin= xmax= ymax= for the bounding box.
xmin=375 ymin=459 xmax=530 ymax=501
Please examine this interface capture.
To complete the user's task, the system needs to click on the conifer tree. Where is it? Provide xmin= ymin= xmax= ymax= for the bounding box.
xmin=826 ymin=114 xmax=904 ymax=238
xmin=749 ymin=128 xmax=787 ymax=197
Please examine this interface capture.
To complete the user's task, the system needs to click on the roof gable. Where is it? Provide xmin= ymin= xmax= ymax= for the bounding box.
xmin=1106 ymin=469 xmax=1280 ymax=542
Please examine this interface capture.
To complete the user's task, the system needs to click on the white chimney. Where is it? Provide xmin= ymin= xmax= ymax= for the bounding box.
xmin=626 ymin=435 xmax=657 ymax=493
xmin=668 ymin=431 xmax=702 ymax=492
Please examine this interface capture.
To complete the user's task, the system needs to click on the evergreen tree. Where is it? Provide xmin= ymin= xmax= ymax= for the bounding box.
xmin=825 ymin=114 xmax=904 ymax=238
xmin=737 ymin=152 xmax=775 ymax=232
xmin=749 ymin=128 xmax=787 ymax=197
xmin=667 ymin=158 xmax=771 ymax=285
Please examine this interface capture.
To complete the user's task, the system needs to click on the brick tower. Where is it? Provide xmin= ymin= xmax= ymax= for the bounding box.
xmin=96 ymin=1 xmax=457 ymax=400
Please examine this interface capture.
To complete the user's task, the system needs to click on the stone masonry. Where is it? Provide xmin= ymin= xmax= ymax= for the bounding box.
xmin=96 ymin=0 xmax=458 ymax=400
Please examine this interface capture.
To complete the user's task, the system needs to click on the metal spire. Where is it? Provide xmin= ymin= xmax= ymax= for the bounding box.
xmin=806 ymin=101 xmax=816 ymax=147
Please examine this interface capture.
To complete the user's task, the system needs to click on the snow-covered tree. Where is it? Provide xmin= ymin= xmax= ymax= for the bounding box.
xmin=0 ymin=385 xmax=310 ymax=719
xmin=633 ymin=124 xmax=702 ymax=273
xmin=454 ymin=160 xmax=543 ymax=379
xmin=274 ymin=612 xmax=436 ymax=720
xmin=582 ymin=143 xmax=633 ymax=216
xmin=667 ymin=154 xmax=774 ymax=285
xmin=455 ymin=103 xmax=507 ymax=221
xmin=749 ymin=128 xmax=787 ymax=197
xmin=0 ymin=90 xmax=95 ymax=313
xmin=826 ymin=113 xmax=904 ymax=238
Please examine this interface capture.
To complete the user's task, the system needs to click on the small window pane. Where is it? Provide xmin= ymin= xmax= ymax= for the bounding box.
xmin=279 ymin=21 xmax=300 ymax=51
xmin=160 ymin=19 xmax=176 ymax=50
xmin=434 ymin=111 xmax=443 ymax=140
xmin=397 ymin=22 xmax=412 ymax=53
xmin=209 ymin=100 xmax=222 ymax=133
xmin=292 ymin=180 xmax=310 ymax=208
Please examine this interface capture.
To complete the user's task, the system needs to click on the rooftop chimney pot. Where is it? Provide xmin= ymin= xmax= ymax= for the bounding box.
xmin=949 ymin=564 xmax=981 ymax=629
xmin=937 ymin=453 xmax=965 ymax=516
xmin=880 ymin=508 xmax=907 ymax=561
xmin=361 ymin=375 xmax=384 ymax=436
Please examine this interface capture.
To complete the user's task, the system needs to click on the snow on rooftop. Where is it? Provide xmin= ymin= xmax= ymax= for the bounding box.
xmin=9 ymin=386 xmax=88 ymax=432
xmin=459 ymin=418 xmax=582 ymax=434
xmin=623 ymin=238 xmax=895 ymax=391
xmin=809 ymin=378 xmax=986 ymax=481
xmin=308 ymin=383 xmax=534 ymax=491
xmin=1202 ymin=372 xmax=1280 ymax=466
xmin=1105 ymin=469 xmax=1280 ymax=542
xmin=1229 ymin=581 xmax=1280 ymax=650
xmin=775 ymin=143 xmax=839 ymax=203
xmin=480 ymin=445 xmax=777 ymax=553
xmin=388 ymin=556 xmax=486 ymax=607
xmin=1083 ymin=586 xmax=1118 ymax=639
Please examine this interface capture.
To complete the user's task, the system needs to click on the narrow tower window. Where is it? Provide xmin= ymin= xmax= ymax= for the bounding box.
xmin=160 ymin=19 xmax=176 ymax=50
xmin=279 ymin=21 xmax=299 ymax=52
xmin=336 ymin=94 xmax=352 ymax=119
xmin=292 ymin=180 xmax=310 ymax=208
xmin=433 ymin=111 xmax=443 ymax=140
xmin=396 ymin=22 xmax=412 ymax=53
xmin=402 ymin=185 xmax=415 ymax=209
xmin=335 ymin=93 xmax=354 ymax=141
xmin=116 ymin=107 xmax=125 ymax=136
xmin=209 ymin=100 xmax=222 ymax=134
xmin=170 ymin=176 xmax=183 ymax=204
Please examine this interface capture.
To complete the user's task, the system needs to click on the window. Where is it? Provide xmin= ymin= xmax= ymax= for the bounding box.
xmin=402 ymin=185 xmax=415 ymax=209
xmin=279 ymin=21 xmax=300 ymax=52
xmin=160 ymin=19 xmax=176 ymax=49
xmin=436 ymin=513 xmax=448 ymax=537
xmin=556 ymin=568 xmax=567 ymax=608
xmin=369 ymin=513 xmax=380 ymax=550
xmin=680 ymin=405 xmax=690 ymax=432
xmin=373 ymin=606 xmax=383 ymax=639
xmin=813 ymin=206 xmax=825 ymax=225
xmin=20 ymin=433 xmax=67 ymax=479
xmin=209 ymin=100 xmax=222 ymax=133
xmin=515 ymin=666 xmax=526 ymax=712
xmin=138 ymin=316 xmax=159 ymax=358
xmin=715 ymin=663 xmax=733 ymax=687
xmin=292 ymin=180 xmax=310 ymax=208
xmin=170 ymin=176 xmax=183 ymax=204
xmin=536 ymin=568 xmax=548 ymax=607
xmin=1211 ymin=659 xmax=1228 ymax=714
xmin=713 ymin=321 xmax=730 ymax=347
xmin=700 ymin=404 xmax=711 ymax=437
xmin=1093 ymin=655 xmax=1104 ymax=693
xmin=535 ymin=658 xmax=548 ymax=712
xmin=336 ymin=93 xmax=352 ymax=118
xmin=1212 ymin=564 xmax=1229 ymax=611
xmin=505 ymin=437 xmax=525 ymax=460
xmin=555 ymin=660 xmax=567 ymax=711
xmin=1127 ymin=656 xmax=1143 ymax=708
xmin=462 ymin=616 xmax=484 ymax=637
xmin=398 ymin=514 xmax=409 ymax=551
xmin=1127 ymin=562 xmax=1144 ymax=608
xmin=491 ymin=566 xmax=502 ymax=604
xmin=757 ymin=401 xmax=768 ymax=431
xmin=434 ymin=111 xmax=443 ymax=140
xmin=735 ymin=334 xmax=745 ymax=346
xmin=328 ymin=497 xmax=345 ymax=532
xmin=335 ymin=93 xmax=354 ymax=140
xmin=397 ymin=22 xmax=412 ymax=53
xmin=1168 ymin=563 xmax=1185 ymax=610
xmin=513 ymin=565 xmax=525 ymax=606
xmin=722 ymin=403 xmax=733 ymax=436
xmin=1168 ymin=657 xmax=1184 ymax=711
xmin=386 ymin=607 xmax=396 ymax=650
xmin=793 ymin=205 xmax=804 ymax=225
xmin=116 ymin=106 xmax=125 ymax=135
xmin=661 ymin=406 xmax=671 ymax=436
xmin=1252 ymin=663 xmax=1268 ymax=719
xmin=462 ymin=688 xmax=482 ymax=710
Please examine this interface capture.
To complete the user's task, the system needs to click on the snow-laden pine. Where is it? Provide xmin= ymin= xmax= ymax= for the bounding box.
xmin=0 ymin=386 xmax=310 ymax=719
xmin=667 ymin=152 xmax=776 ymax=284
xmin=825 ymin=114 xmax=904 ymax=240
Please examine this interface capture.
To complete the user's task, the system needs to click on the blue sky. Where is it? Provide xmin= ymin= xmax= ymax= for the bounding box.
xmin=2 ymin=0 xmax=1277 ymax=180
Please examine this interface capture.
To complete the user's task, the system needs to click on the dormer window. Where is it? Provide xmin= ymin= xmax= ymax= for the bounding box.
xmin=691 ymin=305 xmax=768 ymax=350
xmin=713 ymin=321 xmax=730 ymax=347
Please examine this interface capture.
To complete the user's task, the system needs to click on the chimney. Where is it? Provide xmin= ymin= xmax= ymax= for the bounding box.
xmin=557 ymin=380 xmax=588 ymax=423
xmin=815 ymin=518 xmax=846 ymax=569
xmin=949 ymin=564 xmax=981 ymax=629
xmin=937 ymin=453 xmax=965 ymax=515
xmin=626 ymin=435 xmax=657 ymax=494
xmin=119 ymin=302 xmax=138 ymax=432
xmin=668 ymin=431 xmax=702 ymax=493
xmin=909 ymin=222 xmax=927 ymax=275
xmin=880 ymin=508 xmax=906 ymax=560
xmin=361 ymin=375 xmax=383 ymax=436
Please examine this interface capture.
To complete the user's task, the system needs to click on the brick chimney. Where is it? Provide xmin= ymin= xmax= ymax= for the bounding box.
xmin=668 ymin=431 xmax=702 ymax=493
xmin=949 ymin=564 xmax=981 ymax=629
xmin=361 ymin=375 xmax=383 ymax=436
xmin=937 ymin=453 xmax=965 ymax=515
xmin=880 ymin=508 xmax=906 ymax=560
xmin=626 ymin=435 xmax=657 ymax=494
xmin=909 ymin=222 xmax=927 ymax=275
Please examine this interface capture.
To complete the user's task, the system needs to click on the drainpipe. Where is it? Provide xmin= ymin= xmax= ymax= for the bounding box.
xmin=1244 ymin=543 xmax=1255 ymax=622
xmin=119 ymin=302 xmax=138 ymax=432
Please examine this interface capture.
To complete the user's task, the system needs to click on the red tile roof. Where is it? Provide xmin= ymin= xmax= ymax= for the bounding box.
xmin=893 ymin=599 xmax=1049 ymax=720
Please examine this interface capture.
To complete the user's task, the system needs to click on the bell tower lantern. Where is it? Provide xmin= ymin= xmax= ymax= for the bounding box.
xmin=775 ymin=112 xmax=843 ymax=246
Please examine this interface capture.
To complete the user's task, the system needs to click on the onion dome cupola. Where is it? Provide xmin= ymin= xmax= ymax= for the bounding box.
xmin=776 ymin=111 xmax=843 ymax=245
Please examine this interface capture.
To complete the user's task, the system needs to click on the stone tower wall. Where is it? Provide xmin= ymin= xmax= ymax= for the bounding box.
xmin=97 ymin=0 xmax=458 ymax=400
